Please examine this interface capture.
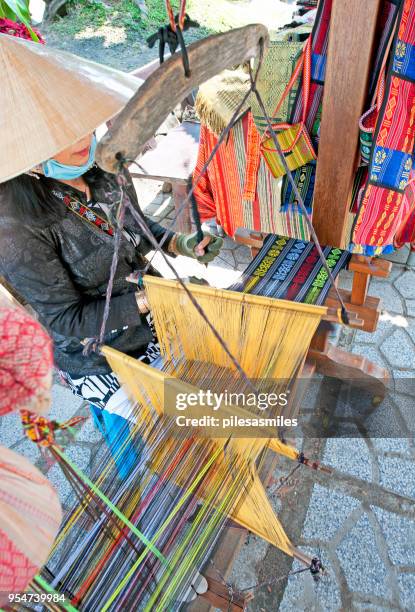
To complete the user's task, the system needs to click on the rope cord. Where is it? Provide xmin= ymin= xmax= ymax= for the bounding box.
xmin=123 ymin=183 xmax=259 ymax=395
xmin=126 ymin=60 xmax=261 ymax=275
xmin=248 ymin=65 xmax=350 ymax=324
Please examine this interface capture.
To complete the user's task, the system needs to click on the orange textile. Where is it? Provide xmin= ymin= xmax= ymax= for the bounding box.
xmin=193 ymin=112 xmax=286 ymax=238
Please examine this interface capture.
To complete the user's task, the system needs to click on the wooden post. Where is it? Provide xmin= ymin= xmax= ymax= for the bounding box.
xmin=312 ymin=0 xmax=382 ymax=248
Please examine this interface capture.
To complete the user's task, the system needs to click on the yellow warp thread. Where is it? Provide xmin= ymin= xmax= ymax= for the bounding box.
xmin=101 ymin=278 xmax=326 ymax=560
xmin=103 ymin=348 xmax=296 ymax=558
xmin=143 ymin=276 xmax=326 ymax=381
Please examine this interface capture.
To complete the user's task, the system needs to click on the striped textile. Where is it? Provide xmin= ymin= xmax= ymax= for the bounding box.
xmin=229 ymin=233 xmax=350 ymax=305
xmin=351 ymin=0 xmax=415 ymax=254
xmin=280 ymin=0 xmax=332 ymax=213
xmin=194 ymin=112 xmax=311 ymax=240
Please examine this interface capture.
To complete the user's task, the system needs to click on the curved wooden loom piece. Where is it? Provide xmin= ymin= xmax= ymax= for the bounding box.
xmin=96 ymin=24 xmax=269 ymax=174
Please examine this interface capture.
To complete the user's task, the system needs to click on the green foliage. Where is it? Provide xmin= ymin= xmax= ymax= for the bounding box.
xmin=145 ymin=0 xmax=179 ymax=27
xmin=112 ymin=0 xmax=143 ymax=32
xmin=0 ymin=0 xmax=39 ymax=40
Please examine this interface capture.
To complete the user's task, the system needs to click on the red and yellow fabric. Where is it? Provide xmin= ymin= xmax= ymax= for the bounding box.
xmin=352 ymin=0 xmax=415 ymax=254
xmin=0 ymin=301 xmax=53 ymax=417
xmin=394 ymin=172 xmax=415 ymax=249
xmin=0 ymin=447 xmax=62 ymax=603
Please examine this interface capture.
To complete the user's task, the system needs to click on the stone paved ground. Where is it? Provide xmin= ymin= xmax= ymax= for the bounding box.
xmin=228 ymin=252 xmax=415 ymax=610
xmin=1 ymin=178 xmax=414 ymax=610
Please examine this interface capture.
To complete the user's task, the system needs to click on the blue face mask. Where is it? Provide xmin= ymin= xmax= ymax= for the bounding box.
xmin=42 ymin=135 xmax=97 ymax=180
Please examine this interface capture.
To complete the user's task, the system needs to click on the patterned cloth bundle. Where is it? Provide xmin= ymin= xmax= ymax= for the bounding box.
xmin=230 ymin=233 xmax=351 ymax=305
xmin=0 ymin=447 xmax=62 ymax=604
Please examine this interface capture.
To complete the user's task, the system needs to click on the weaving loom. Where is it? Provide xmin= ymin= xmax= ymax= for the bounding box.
xmin=2 ymin=0 xmax=397 ymax=607
xmin=36 ymin=274 xmax=327 ymax=611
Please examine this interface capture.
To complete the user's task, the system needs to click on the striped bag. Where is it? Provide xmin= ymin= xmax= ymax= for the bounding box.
xmin=260 ymin=36 xmax=316 ymax=179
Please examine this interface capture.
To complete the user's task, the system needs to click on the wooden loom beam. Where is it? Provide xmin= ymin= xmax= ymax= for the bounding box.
xmin=311 ymin=0 xmax=383 ymax=248
xmin=96 ymin=24 xmax=269 ymax=174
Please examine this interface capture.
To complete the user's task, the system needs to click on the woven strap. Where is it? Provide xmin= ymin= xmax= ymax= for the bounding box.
xmin=61 ymin=193 xmax=115 ymax=237
xmin=359 ymin=17 xmax=398 ymax=133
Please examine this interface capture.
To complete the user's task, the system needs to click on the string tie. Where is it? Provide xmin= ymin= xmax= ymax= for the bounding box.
xmin=21 ymin=410 xmax=87 ymax=447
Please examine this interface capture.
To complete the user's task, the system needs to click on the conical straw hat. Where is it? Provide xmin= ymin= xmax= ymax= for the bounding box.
xmin=0 ymin=33 xmax=141 ymax=182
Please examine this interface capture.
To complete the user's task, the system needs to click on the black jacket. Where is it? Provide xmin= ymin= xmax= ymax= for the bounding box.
xmin=0 ymin=168 xmax=174 ymax=375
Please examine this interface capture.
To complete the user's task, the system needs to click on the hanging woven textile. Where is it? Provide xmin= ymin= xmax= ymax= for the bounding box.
xmin=279 ymin=0 xmax=332 ymax=214
xmin=193 ymin=25 xmax=312 ymax=239
xmin=193 ymin=111 xmax=305 ymax=238
xmin=394 ymin=171 xmax=415 ymax=249
xmin=351 ymin=0 xmax=415 ymax=254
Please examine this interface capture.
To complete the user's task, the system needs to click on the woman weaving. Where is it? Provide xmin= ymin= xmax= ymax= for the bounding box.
xmin=0 ymin=133 xmax=223 ymax=425
xmin=0 ymin=36 xmax=223 ymax=452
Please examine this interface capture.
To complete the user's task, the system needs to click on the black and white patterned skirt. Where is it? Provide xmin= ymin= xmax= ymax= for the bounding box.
xmin=60 ymin=316 xmax=161 ymax=411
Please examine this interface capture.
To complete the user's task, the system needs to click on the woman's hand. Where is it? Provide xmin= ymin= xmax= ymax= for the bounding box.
xmin=135 ymin=289 xmax=150 ymax=314
xmin=169 ymin=231 xmax=223 ymax=263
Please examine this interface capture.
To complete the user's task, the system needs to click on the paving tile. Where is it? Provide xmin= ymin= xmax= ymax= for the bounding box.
xmin=370 ymin=280 xmax=404 ymax=314
xmin=362 ymin=394 xmax=408 ymax=439
xmin=403 ymin=315 xmax=415 ymax=345
xmin=10 ymin=438 xmax=43 ymax=466
xmin=279 ymin=547 xmax=342 ymax=612
xmin=380 ymin=329 xmax=415 ymax=369
xmin=371 ymin=506 xmax=415 ymax=566
xmin=229 ymin=534 xmax=268 ymax=591
xmin=351 ymin=345 xmax=390 ymax=372
xmin=406 ymin=300 xmax=415 ymax=316
xmin=397 ymin=573 xmax=415 ymax=610
xmin=322 ymin=438 xmax=373 ymax=482
xmin=233 ymin=245 xmax=252 ymax=266
xmin=0 ymin=411 xmax=25 ymax=448
xmin=350 ymin=603 xmax=393 ymax=612
xmin=65 ymin=445 xmax=92 ymax=474
xmin=212 ymin=248 xmax=237 ymax=270
xmin=383 ymin=246 xmax=410 ymax=265
xmin=75 ymin=411 xmax=105 ymax=444
xmin=394 ymin=270 xmax=415 ymax=299
xmin=393 ymin=393 xmax=415 ymax=434
xmin=302 ymin=483 xmax=360 ymax=541
xmin=354 ymin=313 xmax=408 ymax=346
xmin=49 ymin=383 xmax=84 ymax=421
xmin=377 ymin=456 xmax=415 ymax=498
xmin=336 ymin=513 xmax=390 ymax=598
xmin=337 ymin=269 xmax=353 ymax=291
xmin=48 ymin=462 xmax=76 ymax=506
xmin=371 ymin=437 xmax=412 ymax=457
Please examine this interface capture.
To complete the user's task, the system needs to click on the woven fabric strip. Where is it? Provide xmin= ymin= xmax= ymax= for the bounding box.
xmin=229 ymin=233 xmax=350 ymax=305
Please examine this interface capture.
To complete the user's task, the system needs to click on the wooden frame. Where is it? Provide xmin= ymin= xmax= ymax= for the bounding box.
xmin=312 ymin=0 xmax=383 ymax=247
